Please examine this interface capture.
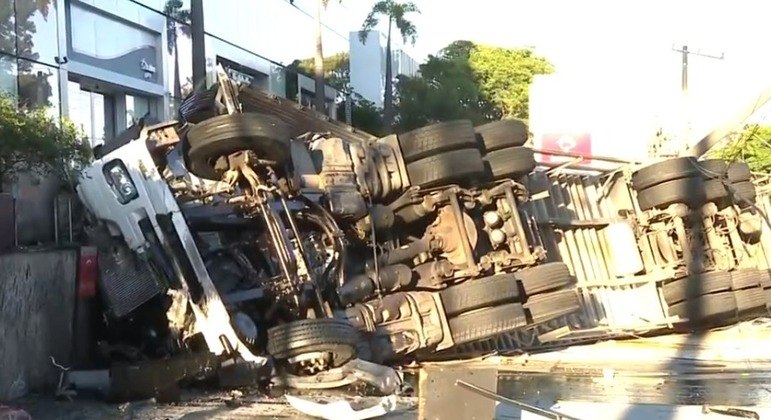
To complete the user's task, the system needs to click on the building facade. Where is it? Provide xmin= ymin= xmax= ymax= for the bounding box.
xmin=349 ymin=29 xmax=419 ymax=107
xmin=0 ymin=0 xmax=345 ymax=244
xmin=0 ymin=0 xmax=343 ymax=149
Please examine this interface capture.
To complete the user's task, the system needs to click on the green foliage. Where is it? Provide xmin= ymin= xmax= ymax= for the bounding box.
xmin=359 ymin=1 xmax=420 ymax=45
xmin=336 ymin=98 xmax=386 ymax=136
xmin=394 ymin=41 xmax=552 ymax=132
xmin=294 ymin=52 xmax=350 ymax=91
xmin=469 ymin=45 xmax=554 ymax=118
xmin=710 ymin=124 xmax=771 ymax=173
xmin=0 ymin=93 xmax=91 ymax=191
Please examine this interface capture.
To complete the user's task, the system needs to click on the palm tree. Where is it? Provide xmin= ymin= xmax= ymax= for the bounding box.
xmin=164 ymin=0 xmax=191 ymax=100
xmin=359 ymin=1 xmax=419 ymax=131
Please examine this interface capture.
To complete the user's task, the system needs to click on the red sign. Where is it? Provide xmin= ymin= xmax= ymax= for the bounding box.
xmin=541 ymin=133 xmax=592 ymax=163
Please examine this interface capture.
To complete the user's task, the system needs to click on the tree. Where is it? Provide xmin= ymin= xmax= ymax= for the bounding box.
xmin=469 ymin=45 xmax=553 ymax=118
xmin=164 ymin=0 xmax=191 ymax=100
xmin=296 ymin=52 xmax=350 ymax=92
xmin=394 ymin=41 xmax=553 ymax=131
xmin=711 ymin=124 xmax=771 ymax=173
xmin=336 ymin=97 xmax=385 ymax=136
xmin=0 ymin=93 xmax=91 ymax=192
xmin=360 ymin=0 xmax=419 ymax=132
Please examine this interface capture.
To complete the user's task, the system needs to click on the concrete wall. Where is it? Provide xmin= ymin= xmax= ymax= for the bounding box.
xmin=2 ymin=173 xmax=61 ymax=246
xmin=0 ymin=250 xmax=77 ymax=401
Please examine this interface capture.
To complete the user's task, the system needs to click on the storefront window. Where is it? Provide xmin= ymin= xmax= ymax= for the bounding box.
xmin=14 ymin=0 xmax=60 ymax=66
xmin=0 ymin=54 xmax=17 ymax=98
xmin=18 ymin=59 xmax=60 ymax=117
xmin=126 ymin=94 xmax=151 ymax=127
xmin=18 ymin=58 xmax=59 ymax=117
xmin=0 ymin=1 xmax=15 ymax=55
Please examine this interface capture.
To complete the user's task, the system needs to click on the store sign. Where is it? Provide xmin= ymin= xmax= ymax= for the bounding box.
xmin=140 ymin=58 xmax=156 ymax=80
xmin=541 ymin=132 xmax=592 ymax=163
xmin=227 ymin=68 xmax=254 ymax=86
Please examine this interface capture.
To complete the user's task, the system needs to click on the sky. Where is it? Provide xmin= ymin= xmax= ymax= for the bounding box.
xmin=212 ymin=0 xmax=771 ymax=157
xmin=346 ymin=1 xmax=771 ymax=154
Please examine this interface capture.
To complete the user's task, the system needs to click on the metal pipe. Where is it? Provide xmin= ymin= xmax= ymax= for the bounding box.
xmin=68 ymin=197 xmax=73 ymax=242
xmin=53 ymin=200 xmax=59 ymax=244
xmin=534 ymin=147 xmax=642 ymax=165
xmin=536 ymin=160 xmax=621 ymax=173
xmin=280 ymin=196 xmax=330 ymax=317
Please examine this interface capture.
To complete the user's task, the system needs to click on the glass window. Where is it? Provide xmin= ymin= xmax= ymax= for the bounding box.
xmin=0 ymin=54 xmax=17 ymax=98
xmin=67 ymin=81 xmax=107 ymax=148
xmin=0 ymin=1 xmax=15 ymax=55
xmin=17 ymin=58 xmax=59 ymax=117
xmin=14 ymin=0 xmax=60 ymax=66
xmin=126 ymin=94 xmax=150 ymax=127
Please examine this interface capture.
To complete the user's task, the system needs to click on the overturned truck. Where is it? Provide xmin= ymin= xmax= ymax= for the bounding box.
xmin=74 ymin=73 xmax=771 ymax=392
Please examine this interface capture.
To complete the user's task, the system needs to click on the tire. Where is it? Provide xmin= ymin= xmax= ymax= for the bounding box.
xmin=727 ymin=162 xmax=751 ymax=182
xmin=760 ymin=270 xmax=771 ymax=289
xmin=267 ymin=318 xmax=358 ymax=367
xmin=636 ymin=177 xmax=706 ymax=211
xmin=397 ymin=120 xmax=477 ymax=163
xmin=730 ymin=181 xmax=756 ymax=206
xmin=730 ymin=269 xmax=763 ymax=290
xmin=440 ymin=273 xmax=521 ymax=317
xmin=631 ymin=157 xmax=700 ymax=191
xmin=514 ymin=262 xmax=574 ymax=296
xmin=698 ymin=159 xmax=728 ymax=179
xmin=524 ymin=289 xmax=581 ymax=324
xmin=186 ymin=113 xmax=291 ymax=180
xmin=704 ymin=179 xmax=731 ymax=201
xmin=704 ymin=179 xmax=730 ymax=202
xmin=661 ymin=271 xmax=731 ymax=304
xmin=475 ymin=119 xmax=528 ymax=152
xmin=667 ymin=292 xmax=737 ymax=321
xmin=735 ymin=287 xmax=766 ymax=314
xmin=448 ymin=303 xmax=528 ymax=345
xmin=406 ymin=148 xmax=487 ymax=189
xmin=179 ymin=87 xmax=220 ymax=123
xmin=483 ymin=147 xmax=536 ymax=180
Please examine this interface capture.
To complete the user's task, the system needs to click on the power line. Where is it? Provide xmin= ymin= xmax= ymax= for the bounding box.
xmin=281 ymin=0 xmax=351 ymax=42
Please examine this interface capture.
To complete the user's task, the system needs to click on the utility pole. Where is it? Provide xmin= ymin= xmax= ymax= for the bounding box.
xmin=191 ymin=0 xmax=207 ymax=87
xmin=672 ymin=45 xmax=724 ymax=95
xmin=671 ymin=45 xmax=724 ymax=151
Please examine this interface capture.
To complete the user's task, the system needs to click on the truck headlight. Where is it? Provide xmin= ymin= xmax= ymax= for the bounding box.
xmin=103 ymin=160 xmax=138 ymax=204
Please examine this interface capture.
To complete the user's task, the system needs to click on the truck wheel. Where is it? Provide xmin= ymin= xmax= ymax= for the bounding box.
xmin=475 ymin=119 xmax=528 ymax=152
xmin=524 ymin=289 xmax=581 ymax=324
xmin=440 ymin=273 xmax=521 ymax=317
xmin=267 ymin=318 xmax=358 ymax=368
xmin=631 ymin=157 xmax=700 ymax=191
xmin=698 ymin=159 xmax=728 ymax=179
xmin=186 ymin=113 xmax=290 ymax=180
xmin=730 ymin=181 xmax=756 ymax=207
xmin=727 ymin=162 xmax=751 ymax=182
xmin=514 ymin=262 xmax=573 ymax=296
xmin=483 ymin=147 xmax=536 ymax=180
xmin=667 ymin=291 xmax=737 ymax=321
xmin=730 ymin=269 xmax=763 ymax=290
xmin=635 ymin=177 xmax=706 ymax=211
xmin=406 ymin=148 xmax=487 ymax=188
xmin=735 ymin=287 xmax=766 ymax=314
xmin=179 ymin=86 xmax=220 ymax=123
xmin=448 ymin=303 xmax=528 ymax=345
xmin=397 ymin=120 xmax=478 ymax=163
xmin=661 ymin=271 xmax=732 ymax=305
xmin=704 ymin=179 xmax=730 ymax=202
